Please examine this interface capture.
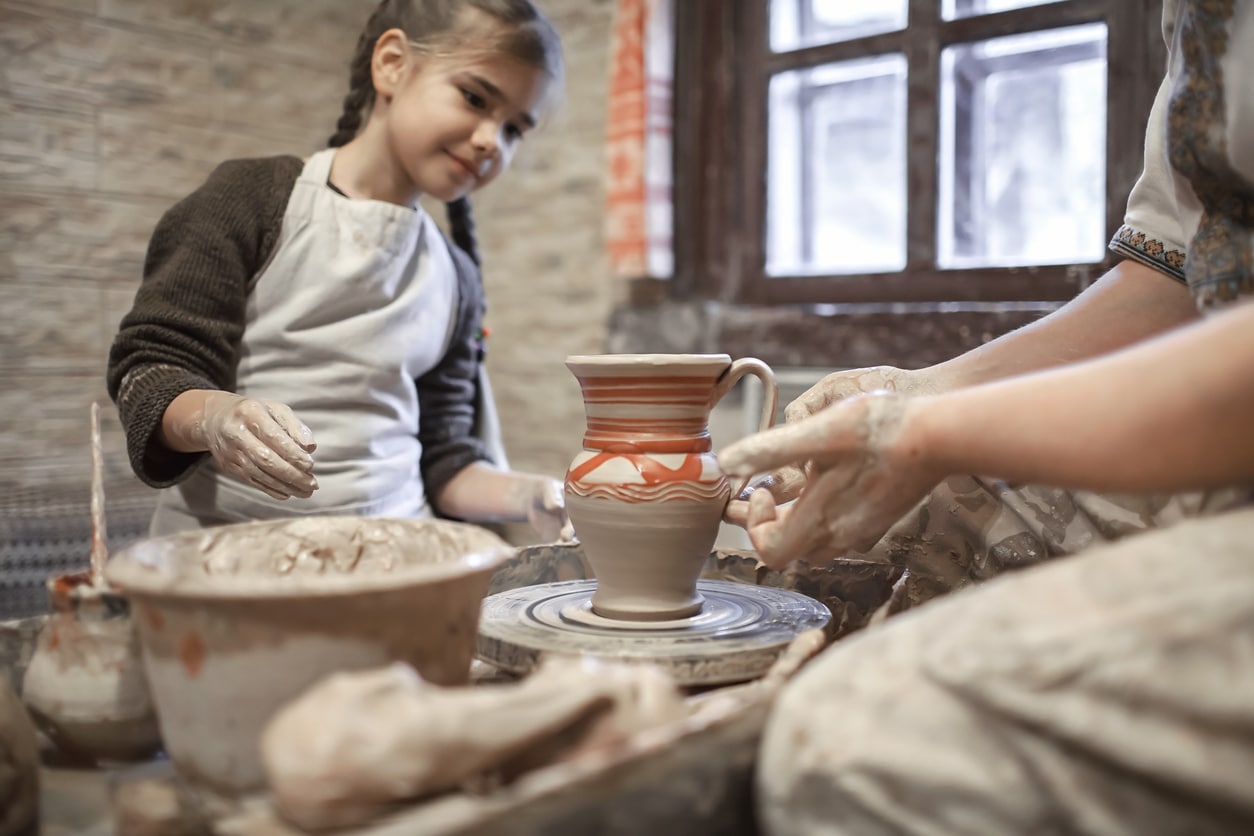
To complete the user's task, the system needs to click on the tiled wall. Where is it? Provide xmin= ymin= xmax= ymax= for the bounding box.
xmin=0 ymin=0 xmax=613 ymax=493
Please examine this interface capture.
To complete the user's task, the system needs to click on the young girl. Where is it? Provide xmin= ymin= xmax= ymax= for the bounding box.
xmin=107 ymin=0 xmax=571 ymax=542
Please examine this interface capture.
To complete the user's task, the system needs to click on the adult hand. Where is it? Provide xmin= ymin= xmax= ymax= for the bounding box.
xmin=521 ymin=476 xmax=575 ymax=543
xmin=725 ymin=366 xmax=932 ymax=526
xmin=717 ymin=391 xmax=943 ymax=569
xmin=196 ymin=392 xmax=318 ymax=500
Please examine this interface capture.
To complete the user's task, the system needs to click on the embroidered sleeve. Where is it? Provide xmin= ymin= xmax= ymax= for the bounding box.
xmin=1109 ymin=76 xmax=1189 ymax=284
xmin=106 ymin=157 xmax=299 ymax=487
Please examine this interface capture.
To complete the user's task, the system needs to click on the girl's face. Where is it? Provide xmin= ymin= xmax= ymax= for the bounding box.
xmin=384 ymin=50 xmax=550 ymax=203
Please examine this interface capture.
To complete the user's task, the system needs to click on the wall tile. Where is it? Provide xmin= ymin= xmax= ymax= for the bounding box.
xmin=0 ymin=189 xmax=163 ymax=278
xmin=0 ymin=96 xmax=96 ymax=189
xmin=3 ymin=0 xmax=96 ymax=13
xmin=210 ymin=45 xmax=343 ymax=148
xmin=98 ymin=110 xmax=300 ymax=198
xmin=0 ymin=280 xmax=103 ymax=373
xmin=0 ymin=374 xmax=119 ymax=487
xmin=97 ymin=0 xmax=365 ymax=64
xmin=1 ymin=9 xmax=214 ymax=121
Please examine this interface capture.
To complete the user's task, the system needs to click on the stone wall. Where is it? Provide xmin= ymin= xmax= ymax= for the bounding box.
xmin=0 ymin=0 xmax=614 ymax=492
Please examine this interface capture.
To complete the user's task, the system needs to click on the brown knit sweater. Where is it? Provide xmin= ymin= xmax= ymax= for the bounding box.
xmin=106 ymin=155 xmax=491 ymax=511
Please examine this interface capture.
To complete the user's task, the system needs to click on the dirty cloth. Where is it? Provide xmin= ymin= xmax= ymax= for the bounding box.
xmin=758 ymin=504 xmax=1254 ymax=836
xmin=852 ymin=478 xmax=1250 ymax=614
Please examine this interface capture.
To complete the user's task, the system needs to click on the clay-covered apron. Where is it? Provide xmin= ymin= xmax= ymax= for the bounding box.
xmin=150 ymin=149 xmax=458 ymax=535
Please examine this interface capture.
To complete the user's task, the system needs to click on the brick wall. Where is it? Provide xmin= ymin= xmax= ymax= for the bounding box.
xmin=0 ymin=0 xmax=613 ymax=493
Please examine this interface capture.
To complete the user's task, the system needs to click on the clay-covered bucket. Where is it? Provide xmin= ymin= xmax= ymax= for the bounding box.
xmin=105 ymin=516 xmax=512 ymax=800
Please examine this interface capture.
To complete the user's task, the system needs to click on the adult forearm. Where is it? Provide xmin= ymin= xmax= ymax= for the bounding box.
xmin=913 ymin=301 xmax=1254 ymax=492
xmin=927 ymin=260 xmax=1200 ymax=391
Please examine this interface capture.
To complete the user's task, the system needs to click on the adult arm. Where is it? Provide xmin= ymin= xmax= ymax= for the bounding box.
xmin=925 ymin=260 xmax=1198 ymax=390
xmin=725 ymin=260 xmax=1199 ymax=525
xmin=719 ymin=300 xmax=1254 ymax=566
xmin=919 ymin=298 xmax=1254 ymax=491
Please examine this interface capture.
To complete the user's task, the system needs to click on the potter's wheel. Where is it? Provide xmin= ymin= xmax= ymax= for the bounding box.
xmin=477 ymin=580 xmax=831 ymax=686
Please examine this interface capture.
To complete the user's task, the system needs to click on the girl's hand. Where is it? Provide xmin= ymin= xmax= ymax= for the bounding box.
xmin=718 ymin=391 xmax=942 ymax=569
xmin=521 ymin=476 xmax=575 ymax=544
xmin=724 ymin=366 xmax=936 ymax=526
xmin=194 ymin=392 xmax=318 ymax=500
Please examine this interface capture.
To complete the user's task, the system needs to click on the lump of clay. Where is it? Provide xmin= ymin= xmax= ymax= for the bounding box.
xmin=260 ymin=656 xmax=685 ymax=831
xmin=196 ymin=517 xmax=505 ymax=578
xmin=0 ymin=678 xmax=39 ymax=836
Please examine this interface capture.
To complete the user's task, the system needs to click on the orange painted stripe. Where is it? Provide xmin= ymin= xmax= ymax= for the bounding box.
xmin=582 ymin=387 xmax=710 ymax=398
xmin=581 ymin=437 xmax=711 ymax=454
xmin=586 ymin=418 xmax=708 ymax=427
xmin=584 ymin=418 xmax=712 ymax=431
xmin=583 ymin=402 xmax=709 ymax=411
xmin=577 ymin=375 xmax=718 ymax=386
xmin=586 ymin=431 xmax=708 ymax=442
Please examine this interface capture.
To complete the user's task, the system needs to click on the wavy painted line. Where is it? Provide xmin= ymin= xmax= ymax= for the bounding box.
xmin=567 ymin=481 xmax=729 ymax=502
xmin=567 ymin=451 xmax=711 ymax=484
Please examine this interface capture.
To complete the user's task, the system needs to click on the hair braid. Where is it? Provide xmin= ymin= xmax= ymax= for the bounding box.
xmin=446 ymin=197 xmax=482 ymax=266
xmin=327 ymin=3 xmax=398 ymax=148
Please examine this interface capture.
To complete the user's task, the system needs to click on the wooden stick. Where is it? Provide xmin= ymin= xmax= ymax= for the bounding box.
xmin=90 ymin=401 xmax=109 ymax=585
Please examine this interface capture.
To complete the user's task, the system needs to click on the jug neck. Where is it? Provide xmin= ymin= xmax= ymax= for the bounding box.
xmin=574 ymin=372 xmax=718 ymax=455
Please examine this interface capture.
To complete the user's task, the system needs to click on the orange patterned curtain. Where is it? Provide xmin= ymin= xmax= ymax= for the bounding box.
xmin=605 ymin=0 xmax=674 ymax=280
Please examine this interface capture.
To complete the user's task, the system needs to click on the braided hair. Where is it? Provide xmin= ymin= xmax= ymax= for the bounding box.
xmin=326 ymin=0 xmax=563 ymax=266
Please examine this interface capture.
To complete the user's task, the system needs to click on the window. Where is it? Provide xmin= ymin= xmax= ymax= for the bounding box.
xmin=672 ymin=0 xmax=1164 ymax=305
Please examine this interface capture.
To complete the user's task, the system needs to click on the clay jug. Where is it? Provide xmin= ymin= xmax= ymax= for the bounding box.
xmin=21 ymin=573 xmax=161 ymax=764
xmin=564 ymin=354 xmax=778 ymax=620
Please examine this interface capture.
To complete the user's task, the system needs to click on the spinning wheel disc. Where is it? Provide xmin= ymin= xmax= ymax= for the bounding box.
xmin=477 ymin=579 xmax=831 ymax=686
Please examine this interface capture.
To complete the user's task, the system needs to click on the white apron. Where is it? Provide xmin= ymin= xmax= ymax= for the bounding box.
xmin=151 ymin=149 xmax=458 ymax=534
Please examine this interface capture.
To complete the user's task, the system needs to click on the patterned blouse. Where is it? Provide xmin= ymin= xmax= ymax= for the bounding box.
xmin=1109 ymin=0 xmax=1254 ymax=308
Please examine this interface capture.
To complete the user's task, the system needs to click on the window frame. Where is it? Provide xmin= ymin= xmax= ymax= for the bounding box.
xmin=670 ymin=0 xmax=1166 ymax=306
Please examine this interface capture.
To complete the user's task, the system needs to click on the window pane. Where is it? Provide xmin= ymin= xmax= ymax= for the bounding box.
xmin=771 ymin=0 xmax=907 ymax=52
xmin=767 ymin=55 xmax=908 ymax=276
xmin=937 ymin=24 xmax=1107 ymax=269
xmin=943 ymin=0 xmax=1065 ymax=19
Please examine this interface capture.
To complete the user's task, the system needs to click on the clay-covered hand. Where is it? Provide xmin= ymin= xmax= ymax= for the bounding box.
xmin=717 ymin=391 xmax=943 ymax=569
xmin=195 ymin=392 xmax=318 ymax=501
xmin=519 ymin=475 xmax=575 ymax=544
xmin=724 ymin=366 xmax=933 ymax=527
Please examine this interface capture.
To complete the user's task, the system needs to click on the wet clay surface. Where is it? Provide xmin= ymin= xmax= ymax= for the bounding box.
xmin=108 ymin=517 xmax=510 ymax=595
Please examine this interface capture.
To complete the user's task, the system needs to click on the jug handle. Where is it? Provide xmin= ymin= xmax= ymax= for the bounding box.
xmin=711 ymin=358 xmax=779 ymax=498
